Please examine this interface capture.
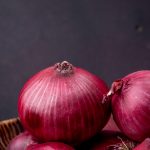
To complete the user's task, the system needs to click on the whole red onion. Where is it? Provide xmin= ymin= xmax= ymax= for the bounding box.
xmin=77 ymin=130 xmax=136 ymax=150
xmin=27 ymin=142 xmax=74 ymax=150
xmin=133 ymin=138 xmax=150 ymax=150
xmin=7 ymin=131 xmax=36 ymax=150
xmin=106 ymin=70 xmax=150 ymax=142
xmin=18 ymin=61 xmax=110 ymax=144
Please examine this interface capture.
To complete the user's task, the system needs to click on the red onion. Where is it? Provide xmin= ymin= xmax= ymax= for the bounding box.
xmin=7 ymin=131 xmax=36 ymax=150
xmin=27 ymin=142 xmax=74 ymax=150
xmin=18 ymin=61 xmax=110 ymax=144
xmin=77 ymin=130 xmax=136 ymax=150
xmin=105 ymin=70 xmax=150 ymax=142
xmin=103 ymin=114 xmax=120 ymax=132
xmin=133 ymin=138 xmax=150 ymax=150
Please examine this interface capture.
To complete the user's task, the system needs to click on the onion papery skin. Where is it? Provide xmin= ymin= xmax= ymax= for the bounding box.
xmin=133 ymin=138 xmax=150 ymax=150
xmin=27 ymin=142 xmax=74 ymax=150
xmin=18 ymin=61 xmax=110 ymax=145
xmin=7 ymin=131 xmax=36 ymax=150
xmin=110 ymin=70 xmax=150 ymax=142
xmin=77 ymin=130 xmax=136 ymax=150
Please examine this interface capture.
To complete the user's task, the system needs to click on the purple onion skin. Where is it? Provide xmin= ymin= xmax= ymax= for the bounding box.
xmin=111 ymin=70 xmax=150 ymax=142
xmin=103 ymin=114 xmax=120 ymax=132
xmin=27 ymin=142 xmax=74 ymax=150
xmin=133 ymin=138 xmax=150 ymax=150
xmin=18 ymin=61 xmax=110 ymax=145
xmin=7 ymin=131 xmax=35 ymax=150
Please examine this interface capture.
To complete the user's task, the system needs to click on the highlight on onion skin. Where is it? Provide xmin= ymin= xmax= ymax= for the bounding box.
xmin=18 ymin=61 xmax=110 ymax=145
xmin=26 ymin=142 xmax=75 ymax=150
xmin=76 ymin=130 xmax=136 ymax=150
xmin=106 ymin=70 xmax=150 ymax=142
xmin=7 ymin=131 xmax=36 ymax=150
xmin=133 ymin=138 xmax=150 ymax=150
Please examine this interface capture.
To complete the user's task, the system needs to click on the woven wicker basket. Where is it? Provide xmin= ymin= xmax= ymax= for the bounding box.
xmin=0 ymin=117 xmax=24 ymax=150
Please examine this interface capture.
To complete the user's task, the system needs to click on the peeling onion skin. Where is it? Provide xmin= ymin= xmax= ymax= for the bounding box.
xmin=7 ymin=131 xmax=36 ymax=150
xmin=110 ymin=70 xmax=150 ymax=142
xmin=133 ymin=138 xmax=150 ymax=150
xmin=18 ymin=61 xmax=110 ymax=145
xmin=27 ymin=142 xmax=75 ymax=150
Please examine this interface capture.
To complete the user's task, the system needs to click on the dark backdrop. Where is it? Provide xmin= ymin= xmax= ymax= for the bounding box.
xmin=0 ymin=1 xmax=150 ymax=120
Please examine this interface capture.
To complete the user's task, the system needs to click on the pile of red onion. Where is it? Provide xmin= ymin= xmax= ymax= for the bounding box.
xmin=7 ymin=61 xmax=150 ymax=149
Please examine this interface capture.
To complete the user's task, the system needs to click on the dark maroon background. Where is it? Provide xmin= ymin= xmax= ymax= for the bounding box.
xmin=0 ymin=1 xmax=150 ymax=119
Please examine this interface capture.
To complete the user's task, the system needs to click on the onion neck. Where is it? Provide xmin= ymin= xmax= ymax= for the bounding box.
xmin=108 ymin=79 xmax=123 ymax=96
xmin=54 ymin=61 xmax=74 ymax=76
xmin=102 ymin=79 xmax=123 ymax=103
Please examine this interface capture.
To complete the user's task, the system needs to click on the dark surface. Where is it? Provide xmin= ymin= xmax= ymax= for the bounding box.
xmin=0 ymin=1 xmax=150 ymax=119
